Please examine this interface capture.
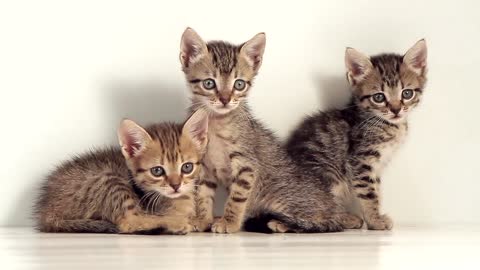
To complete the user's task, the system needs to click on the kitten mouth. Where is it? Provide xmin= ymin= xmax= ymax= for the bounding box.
xmin=155 ymin=187 xmax=185 ymax=199
xmin=388 ymin=115 xmax=405 ymax=123
xmin=165 ymin=192 xmax=183 ymax=199
xmin=211 ymin=104 xmax=235 ymax=115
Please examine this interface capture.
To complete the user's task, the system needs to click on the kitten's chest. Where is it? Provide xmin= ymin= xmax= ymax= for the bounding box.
xmin=203 ymin=123 xmax=238 ymax=185
xmin=372 ymin=124 xmax=408 ymax=173
xmin=155 ymin=195 xmax=195 ymax=218
xmin=171 ymin=196 xmax=195 ymax=217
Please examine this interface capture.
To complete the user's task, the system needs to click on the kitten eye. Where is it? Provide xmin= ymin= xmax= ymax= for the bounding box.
xmin=202 ymin=79 xmax=216 ymax=90
xmin=181 ymin=162 xmax=194 ymax=174
xmin=372 ymin=93 xmax=386 ymax=103
xmin=150 ymin=166 xmax=165 ymax=177
xmin=402 ymin=89 xmax=414 ymax=100
xmin=234 ymin=79 xmax=246 ymax=91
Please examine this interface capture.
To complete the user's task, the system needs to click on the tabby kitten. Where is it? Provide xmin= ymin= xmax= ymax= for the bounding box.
xmin=35 ymin=110 xmax=208 ymax=234
xmin=180 ymin=28 xmax=343 ymax=234
xmin=286 ymin=40 xmax=428 ymax=230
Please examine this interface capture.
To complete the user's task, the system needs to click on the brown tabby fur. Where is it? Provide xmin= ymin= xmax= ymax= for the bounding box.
xmin=181 ymin=28 xmax=343 ymax=234
xmin=286 ymin=40 xmax=428 ymax=230
xmin=34 ymin=112 xmax=208 ymax=234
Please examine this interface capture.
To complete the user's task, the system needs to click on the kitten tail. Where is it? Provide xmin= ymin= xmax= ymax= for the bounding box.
xmin=244 ymin=212 xmax=344 ymax=234
xmin=38 ymin=219 xmax=118 ymax=234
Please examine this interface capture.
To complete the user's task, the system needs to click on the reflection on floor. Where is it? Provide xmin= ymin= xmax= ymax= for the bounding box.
xmin=1 ymin=226 xmax=479 ymax=269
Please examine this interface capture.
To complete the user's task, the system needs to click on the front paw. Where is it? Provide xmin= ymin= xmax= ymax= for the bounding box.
xmin=166 ymin=221 xmax=192 ymax=235
xmin=118 ymin=222 xmax=137 ymax=234
xmin=191 ymin=218 xmax=213 ymax=232
xmin=211 ymin=217 xmax=241 ymax=234
xmin=366 ymin=214 xmax=393 ymax=230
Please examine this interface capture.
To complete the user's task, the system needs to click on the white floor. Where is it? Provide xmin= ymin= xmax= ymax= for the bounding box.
xmin=1 ymin=226 xmax=479 ymax=270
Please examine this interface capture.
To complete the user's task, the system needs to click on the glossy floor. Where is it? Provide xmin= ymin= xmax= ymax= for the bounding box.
xmin=1 ymin=226 xmax=479 ymax=269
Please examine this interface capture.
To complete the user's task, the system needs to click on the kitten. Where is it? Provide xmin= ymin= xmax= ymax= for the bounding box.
xmin=180 ymin=28 xmax=343 ymax=233
xmin=285 ymin=40 xmax=428 ymax=230
xmin=34 ymin=110 xmax=208 ymax=234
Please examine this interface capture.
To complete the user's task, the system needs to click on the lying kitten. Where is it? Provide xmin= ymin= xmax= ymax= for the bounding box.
xmin=180 ymin=28 xmax=344 ymax=233
xmin=286 ymin=40 xmax=428 ymax=230
xmin=34 ymin=110 xmax=208 ymax=234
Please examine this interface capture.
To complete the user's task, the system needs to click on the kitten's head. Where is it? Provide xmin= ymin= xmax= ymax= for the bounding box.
xmin=345 ymin=39 xmax=428 ymax=123
xmin=179 ymin=28 xmax=266 ymax=115
xmin=118 ymin=110 xmax=208 ymax=199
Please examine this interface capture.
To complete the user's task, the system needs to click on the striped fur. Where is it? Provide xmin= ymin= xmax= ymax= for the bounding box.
xmin=286 ymin=40 xmax=428 ymax=230
xmin=181 ymin=28 xmax=343 ymax=234
xmin=207 ymin=41 xmax=241 ymax=74
xmin=34 ymin=116 xmax=206 ymax=234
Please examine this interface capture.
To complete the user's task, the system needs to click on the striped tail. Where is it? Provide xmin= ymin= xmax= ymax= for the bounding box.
xmin=38 ymin=219 xmax=118 ymax=233
xmin=244 ymin=212 xmax=344 ymax=233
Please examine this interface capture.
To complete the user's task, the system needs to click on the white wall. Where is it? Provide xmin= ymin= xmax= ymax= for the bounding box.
xmin=1 ymin=0 xmax=479 ymax=226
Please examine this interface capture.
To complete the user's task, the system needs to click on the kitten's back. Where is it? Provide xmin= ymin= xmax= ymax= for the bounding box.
xmin=285 ymin=107 xmax=356 ymax=177
xmin=34 ymin=147 xmax=127 ymax=232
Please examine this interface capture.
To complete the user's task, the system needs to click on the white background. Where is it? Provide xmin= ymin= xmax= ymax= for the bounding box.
xmin=0 ymin=0 xmax=479 ymax=227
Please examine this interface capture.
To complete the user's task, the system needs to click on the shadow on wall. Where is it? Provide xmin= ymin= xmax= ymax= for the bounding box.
xmin=313 ymin=73 xmax=351 ymax=110
xmin=104 ymin=79 xmax=189 ymax=130
xmin=7 ymin=184 xmax=41 ymax=227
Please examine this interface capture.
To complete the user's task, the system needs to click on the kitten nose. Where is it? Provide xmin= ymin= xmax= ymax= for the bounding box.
xmin=219 ymin=97 xmax=230 ymax=106
xmin=390 ymin=107 xmax=401 ymax=115
xmin=170 ymin=183 xmax=181 ymax=192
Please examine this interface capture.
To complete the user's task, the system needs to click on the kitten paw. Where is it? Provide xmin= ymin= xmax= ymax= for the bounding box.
xmin=267 ymin=220 xmax=289 ymax=233
xmin=337 ymin=213 xmax=364 ymax=229
xmin=191 ymin=218 xmax=213 ymax=232
xmin=211 ymin=217 xmax=241 ymax=234
xmin=166 ymin=222 xmax=192 ymax=235
xmin=366 ymin=214 xmax=393 ymax=230
xmin=117 ymin=222 xmax=137 ymax=234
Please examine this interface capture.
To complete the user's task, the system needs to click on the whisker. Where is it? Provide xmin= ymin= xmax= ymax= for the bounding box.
xmin=357 ymin=115 xmax=378 ymax=131
xmin=139 ymin=191 xmax=155 ymax=208
xmin=150 ymin=193 xmax=160 ymax=214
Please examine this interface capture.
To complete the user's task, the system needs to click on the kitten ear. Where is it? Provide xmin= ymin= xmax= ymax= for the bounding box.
xmin=240 ymin=32 xmax=266 ymax=72
xmin=182 ymin=109 xmax=209 ymax=152
xmin=403 ymin=39 xmax=427 ymax=75
xmin=345 ymin=47 xmax=373 ymax=84
xmin=180 ymin=27 xmax=208 ymax=68
xmin=118 ymin=119 xmax=152 ymax=159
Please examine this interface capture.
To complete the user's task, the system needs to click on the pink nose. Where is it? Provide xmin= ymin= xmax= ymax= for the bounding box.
xmin=219 ymin=97 xmax=230 ymax=106
xmin=390 ymin=107 xmax=401 ymax=115
xmin=170 ymin=183 xmax=180 ymax=192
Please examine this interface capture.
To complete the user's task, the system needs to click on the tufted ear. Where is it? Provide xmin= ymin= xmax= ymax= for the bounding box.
xmin=345 ymin=47 xmax=373 ymax=85
xmin=403 ymin=39 xmax=427 ymax=75
xmin=240 ymin=32 xmax=266 ymax=72
xmin=182 ymin=109 xmax=209 ymax=152
xmin=180 ymin=27 xmax=208 ymax=68
xmin=118 ymin=119 xmax=152 ymax=159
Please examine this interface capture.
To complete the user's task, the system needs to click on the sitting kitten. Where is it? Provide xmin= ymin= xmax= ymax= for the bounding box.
xmin=34 ymin=110 xmax=208 ymax=234
xmin=285 ymin=40 xmax=428 ymax=230
xmin=180 ymin=28 xmax=344 ymax=233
